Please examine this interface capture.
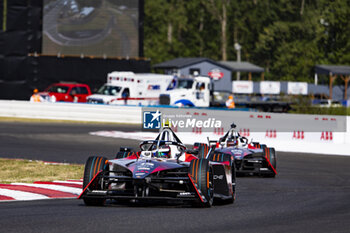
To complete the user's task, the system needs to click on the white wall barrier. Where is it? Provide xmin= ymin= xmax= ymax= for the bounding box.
xmin=0 ymin=100 xmax=141 ymax=124
xmin=0 ymin=100 xmax=349 ymax=155
xmin=145 ymin=107 xmax=350 ymax=156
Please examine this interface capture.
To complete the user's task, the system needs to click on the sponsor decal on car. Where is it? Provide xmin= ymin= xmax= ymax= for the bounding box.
xmin=231 ymin=149 xmax=243 ymax=155
xmin=140 ymin=162 xmax=155 ymax=167
xmin=178 ymin=192 xmax=195 ymax=197
xmin=91 ymin=190 xmax=107 ymax=194
xmin=259 ymin=168 xmax=269 ymax=171
xmin=214 ymin=175 xmax=224 ymax=180
xmin=247 ymin=160 xmax=261 ymax=163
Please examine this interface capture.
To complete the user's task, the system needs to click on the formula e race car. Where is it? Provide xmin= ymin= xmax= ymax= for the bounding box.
xmin=79 ymin=127 xmax=236 ymax=207
xmin=194 ymin=123 xmax=277 ymax=177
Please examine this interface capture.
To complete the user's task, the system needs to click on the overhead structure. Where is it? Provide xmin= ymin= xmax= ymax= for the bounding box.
xmin=219 ymin=61 xmax=265 ymax=81
xmin=315 ymin=65 xmax=350 ymax=100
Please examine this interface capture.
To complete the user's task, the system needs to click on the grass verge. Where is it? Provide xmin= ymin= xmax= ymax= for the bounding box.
xmin=0 ymin=158 xmax=84 ymax=184
xmin=289 ymin=106 xmax=350 ymax=115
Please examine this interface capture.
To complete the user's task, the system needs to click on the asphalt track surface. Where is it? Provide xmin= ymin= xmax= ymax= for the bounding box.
xmin=1 ymin=121 xmax=350 ymax=233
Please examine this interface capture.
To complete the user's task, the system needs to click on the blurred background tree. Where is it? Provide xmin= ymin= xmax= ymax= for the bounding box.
xmin=144 ymin=0 xmax=350 ymax=83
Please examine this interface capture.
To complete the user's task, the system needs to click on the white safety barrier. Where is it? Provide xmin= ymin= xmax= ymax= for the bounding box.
xmin=158 ymin=108 xmax=350 ymax=156
xmin=0 ymin=100 xmax=349 ymax=155
xmin=0 ymin=100 xmax=141 ymax=124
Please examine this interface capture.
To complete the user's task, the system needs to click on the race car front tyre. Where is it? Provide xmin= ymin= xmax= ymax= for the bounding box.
xmin=189 ymin=159 xmax=214 ymax=207
xmin=207 ymin=152 xmax=232 ymax=163
xmin=197 ymin=143 xmax=209 ymax=159
xmin=83 ymin=156 xmax=108 ymax=206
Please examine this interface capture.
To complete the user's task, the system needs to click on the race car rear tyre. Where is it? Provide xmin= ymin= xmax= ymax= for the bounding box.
xmin=230 ymin=165 xmax=236 ymax=203
xmin=193 ymin=142 xmax=201 ymax=150
xmin=189 ymin=159 xmax=214 ymax=207
xmin=197 ymin=143 xmax=209 ymax=159
xmin=83 ymin=156 xmax=108 ymax=206
xmin=115 ymin=151 xmax=133 ymax=159
xmin=252 ymin=142 xmax=260 ymax=148
xmin=263 ymin=148 xmax=276 ymax=177
xmin=207 ymin=152 xmax=235 ymax=204
xmin=116 ymin=147 xmax=133 ymax=159
xmin=267 ymin=147 xmax=277 ymax=169
xmin=227 ymin=157 xmax=236 ymax=204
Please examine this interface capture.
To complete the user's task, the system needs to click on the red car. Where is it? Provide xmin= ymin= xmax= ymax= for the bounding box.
xmin=31 ymin=83 xmax=92 ymax=103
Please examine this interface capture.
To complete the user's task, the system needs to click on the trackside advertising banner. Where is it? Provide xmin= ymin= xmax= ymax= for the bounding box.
xmin=288 ymin=82 xmax=308 ymax=95
xmin=232 ymin=81 xmax=253 ymax=94
xmin=260 ymin=81 xmax=281 ymax=94
xmin=142 ymin=107 xmax=347 ymax=133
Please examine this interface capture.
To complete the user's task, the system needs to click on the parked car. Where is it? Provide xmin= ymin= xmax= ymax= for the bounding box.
xmin=30 ymin=82 xmax=92 ymax=103
xmin=312 ymin=99 xmax=342 ymax=107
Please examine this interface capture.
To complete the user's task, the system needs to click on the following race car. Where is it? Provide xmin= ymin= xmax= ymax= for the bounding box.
xmin=193 ymin=123 xmax=277 ymax=177
xmin=79 ymin=127 xmax=236 ymax=207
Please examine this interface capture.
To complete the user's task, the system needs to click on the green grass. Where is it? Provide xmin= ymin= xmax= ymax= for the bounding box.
xmin=290 ymin=105 xmax=350 ymax=115
xmin=288 ymin=96 xmax=350 ymax=115
xmin=0 ymin=158 xmax=84 ymax=184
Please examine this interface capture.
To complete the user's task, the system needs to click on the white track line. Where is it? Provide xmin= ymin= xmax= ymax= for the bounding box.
xmin=66 ymin=179 xmax=83 ymax=182
xmin=53 ymin=180 xmax=83 ymax=185
xmin=11 ymin=183 xmax=82 ymax=195
xmin=0 ymin=188 xmax=49 ymax=201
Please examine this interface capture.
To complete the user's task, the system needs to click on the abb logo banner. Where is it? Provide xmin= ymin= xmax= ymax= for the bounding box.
xmin=192 ymin=127 xmax=202 ymax=134
xmin=265 ymin=129 xmax=277 ymax=138
xmin=239 ymin=128 xmax=250 ymax=137
xmin=320 ymin=131 xmax=333 ymax=141
xmin=293 ymin=131 xmax=305 ymax=140
xmin=214 ymin=127 xmax=224 ymax=135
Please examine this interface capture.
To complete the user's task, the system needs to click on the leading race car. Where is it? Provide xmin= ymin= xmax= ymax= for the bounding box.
xmin=194 ymin=123 xmax=277 ymax=177
xmin=79 ymin=127 xmax=236 ymax=207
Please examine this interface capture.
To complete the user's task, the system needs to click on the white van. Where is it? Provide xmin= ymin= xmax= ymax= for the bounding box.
xmin=159 ymin=76 xmax=211 ymax=107
xmin=87 ymin=72 xmax=174 ymax=105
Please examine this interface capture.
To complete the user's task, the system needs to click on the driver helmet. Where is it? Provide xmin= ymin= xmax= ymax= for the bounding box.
xmin=153 ymin=145 xmax=171 ymax=158
xmin=227 ymin=138 xmax=238 ymax=147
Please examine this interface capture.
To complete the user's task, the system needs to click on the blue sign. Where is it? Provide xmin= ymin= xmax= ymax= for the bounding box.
xmin=147 ymin=85 xmax=161 ymax=90
xmin=143 ymin=110 xmax=161 ymax=129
